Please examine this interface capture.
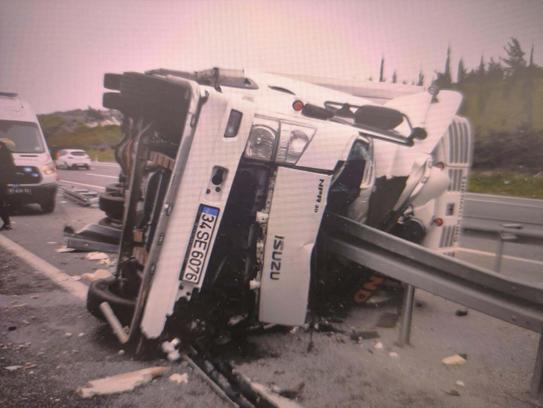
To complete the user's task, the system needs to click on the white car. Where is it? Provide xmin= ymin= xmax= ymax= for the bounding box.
xmin=55 ymin=149 xmax=92 ymax=169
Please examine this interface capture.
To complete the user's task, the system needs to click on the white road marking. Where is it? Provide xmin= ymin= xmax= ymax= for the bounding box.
xmin=59 ymin=180 xmax=105 ymax=191
xmin=85 ymin=173 xmax=118 ymax=179
xmin=457 ymin=247 xmax=543 ymax=266
xmin=0 ymin=234 xmax=87 ymax=301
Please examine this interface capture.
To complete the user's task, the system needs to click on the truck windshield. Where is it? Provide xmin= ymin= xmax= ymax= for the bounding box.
xmin=0 ymin=120 xmax=45 ymax=153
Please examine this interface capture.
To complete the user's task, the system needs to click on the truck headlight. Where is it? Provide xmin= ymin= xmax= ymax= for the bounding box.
xmin=276 ymin=123 xmax=315 ymax=164
xmin=42 ymin=161 xmax=57 ymax=175
xmin=244 ymin=118 xmax=279 ymax=162
xmin=243 ymin=117 xmax=315 ymax=165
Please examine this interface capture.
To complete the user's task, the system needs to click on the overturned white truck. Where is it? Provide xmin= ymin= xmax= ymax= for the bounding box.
xmin=88 ymin=68 xmax=472 ymax=345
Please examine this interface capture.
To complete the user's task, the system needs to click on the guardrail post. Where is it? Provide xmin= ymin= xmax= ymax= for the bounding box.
xmin=397 ymin=284 xmax=415 ymax=347
xmin=494 ymin=223 xmax=523 ymax=273
xmin=531 ymin=334 xmax=543 ymax=400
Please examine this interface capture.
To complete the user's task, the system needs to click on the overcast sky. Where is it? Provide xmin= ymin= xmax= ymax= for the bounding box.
xmin=1 ymin=0 xmax=542 ymax=113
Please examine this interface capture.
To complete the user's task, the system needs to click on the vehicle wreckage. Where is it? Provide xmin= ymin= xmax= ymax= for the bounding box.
xmin=84 ymin=68 xmax=543 ymax=402
xmin=86 ymin=67 xmax=472 ymax=344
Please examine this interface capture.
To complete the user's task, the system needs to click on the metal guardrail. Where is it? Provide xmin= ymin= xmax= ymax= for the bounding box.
xmin=323 ymin=212 xmax=543 ymax=398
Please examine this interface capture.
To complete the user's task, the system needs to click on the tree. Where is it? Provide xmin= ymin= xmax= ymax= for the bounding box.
xmin=417 ymin=69 xmax=425 ymax=86
xmin=478 ymin=55 xmax=485 ymax=76
xmin=457 ymin=58 xmax=466 ymax=83
xmin=392 ymin=70 xmax=398 ymax=83
xmin=487 ymin=57 xmax=504 ymax=80
xmin=502 ymin=37 xmax=527 ymax=76
xmin=435 ymin=46 xmax=452 ymax=87
xmin=379 ymin=57 xmax=385 ymax=82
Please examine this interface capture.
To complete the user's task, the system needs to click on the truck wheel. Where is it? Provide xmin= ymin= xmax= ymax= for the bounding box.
xmin=41 ymin=194 xmax=56 ymax=213
xmin=87 ymin=279 xmax=135 ymax=325
xmin=99 ymin=191 xmax=125 ymax=222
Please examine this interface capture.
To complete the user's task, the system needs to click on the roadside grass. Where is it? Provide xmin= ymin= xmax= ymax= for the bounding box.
xmin=468 ymin=170 xmax=543 ymax=199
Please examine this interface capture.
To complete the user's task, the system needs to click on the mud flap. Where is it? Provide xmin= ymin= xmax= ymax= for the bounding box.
xmin=259 ymin=167 xmax=331 ymax=326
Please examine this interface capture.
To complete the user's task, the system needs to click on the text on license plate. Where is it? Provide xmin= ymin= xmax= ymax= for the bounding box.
xmin=8 ymin=187 xmax=31 ymax=194
xmin=181 ymin=205 xmax=220 ymax=284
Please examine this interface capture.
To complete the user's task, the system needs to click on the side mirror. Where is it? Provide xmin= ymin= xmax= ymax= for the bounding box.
xmin=354 ymin=105 xmax=404 ymax=130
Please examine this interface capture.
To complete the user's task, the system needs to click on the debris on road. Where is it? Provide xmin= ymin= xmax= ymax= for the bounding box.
xmin=56 ymin=246 xmax=76 ymax=253
xmin=373 ymin=341 xmax=384 ymax=350
xmin=76 ymin=366 xmax=169 ymax=398
xmin=456 ymin=380 xmax=465 ymax=387
xmin=63 ymin=187 xmax=99 ymax=207
xmin=376 ymin=312 xmax=399 ymax=328
xmin=65 ymin=332 xmax=73 ymax=338
xmin=5 ymin=365 xmax=23 ymax=371
xmin=85 ymin=252 xmax=110 ymax=262
xmin=81 ymin=269 xmax=113 ymax=282
xmin=250 ymin=382 xmax=303 ymax=407
xmin=455 ymin=309 xmax=469 ymax=317
xmin=442 ymin=354 xmax=467 ymax=366
xmin=350 ymin=330 xmax=380 ymax=342
xmin=271 ymin=381 xmax=305 ymax=399
xmin=162 ymin=338 xmax=181 ymax=362
xmin=445 ymin=389 xmax=461 ymax=396
xmin=389 ymin=351 xmax=399 ymax=358
xmin=169 ymin=373 xmax=188 ymax=385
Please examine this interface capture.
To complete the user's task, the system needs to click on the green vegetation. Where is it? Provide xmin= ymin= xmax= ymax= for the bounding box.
xmin=38 ymin=109 xmax=122 ymax=161
xmin=468 ymin=170 xmax=543 ymax=199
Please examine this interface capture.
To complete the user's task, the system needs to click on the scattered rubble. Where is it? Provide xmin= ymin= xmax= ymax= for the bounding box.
xmin=373 ymin=341 xmax=384 ymax=350
xmin=169 ymin=373 xmax=188 ymax=385
xmin=85 ymin=252 xmax=110 ymax=261
xmin=162 ymin=338 xmax=181 ymax=362
xmin=456 ymin=380 xmax=465 ymax=387
xmin=270 ymin=381 xmax=305 ymax=399
xmin=76 ymin=366 xmax=169 ymax=398
xmin=442 ymin=354 xmax=467 ymax=366
xmin=388 ymin=351 xmax=399 ymax=358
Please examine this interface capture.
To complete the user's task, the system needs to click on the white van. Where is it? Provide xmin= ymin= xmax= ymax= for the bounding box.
xmin=0 ymin=92 xmax=58 ymax=213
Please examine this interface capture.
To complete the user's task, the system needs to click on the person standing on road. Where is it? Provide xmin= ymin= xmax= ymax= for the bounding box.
xmin=0 ymin=139 xmax=16 ymax=230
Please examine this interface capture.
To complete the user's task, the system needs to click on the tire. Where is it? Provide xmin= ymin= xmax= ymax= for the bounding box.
xmin=40 ymin=194 xmax=56 ymax=213
xmin=99 ymin=191 xmax=125 ymax=221
xmin=87 ymin=279 xmax=135 ymax=325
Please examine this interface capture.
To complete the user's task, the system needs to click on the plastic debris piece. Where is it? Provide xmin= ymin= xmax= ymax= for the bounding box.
xmin=81 ymin=269 xmax=113 ymax=282
xmin=85 ymin=252 xmax=110 ymax=261
xmin=456 ymin=380 xmax=465 ymax=387
xmin=65 ymin=332 xmax=72 ymax=338
xmin=5 ymin=365 xmax=23 ymax=371
xmin=442 ymin=354 xmax=466 ymax=366
xmin=373 ymin=341 xmax=384 ymax=350
xmin=56 ymin=246 xmax=76 ymax=253
xmin=77 ymin=366 xmax=169 ymax=398
xmin=388 ymin=352 xmax=399 ymax=358
xmin=169 ymin=373 xmax=188 ymax=384
xmin=78 ymin=332 xmax=85 ymax=337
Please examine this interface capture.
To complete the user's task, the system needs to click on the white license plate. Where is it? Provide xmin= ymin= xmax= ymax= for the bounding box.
xmin=8 ymin=187 xmax=31 ymax=194
xmin=181 ymin=205 xmax=220 ymax=284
